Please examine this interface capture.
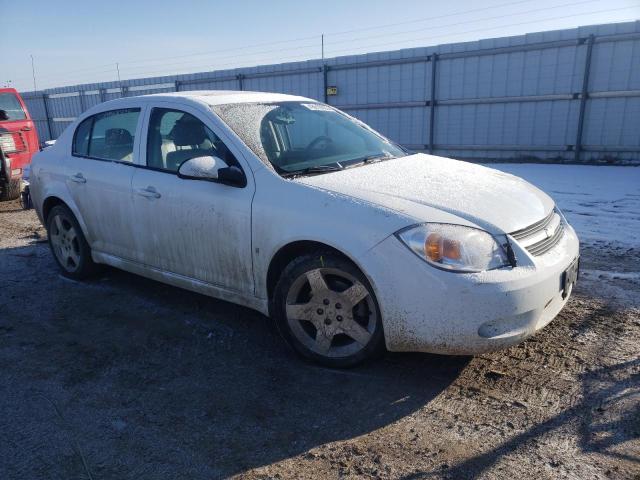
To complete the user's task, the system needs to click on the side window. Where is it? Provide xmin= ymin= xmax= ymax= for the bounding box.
xmin=88 ymin=108 xmax=140 ymax=162
xmin=73 ymin=117 xmax=92 ymax=156
xmin=147 ymin=108 xmax=237 ymax=172
xmin=0 ymin=93 xmax=27 ymax=121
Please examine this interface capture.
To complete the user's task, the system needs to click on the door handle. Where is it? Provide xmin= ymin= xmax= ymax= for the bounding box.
xmin=21 ymin=126 xmax=32 ymax=132
xmin=70 ymin=173 xmax=86 ymax=184
xmin=136 ymin=187 xmax=161 ymax=199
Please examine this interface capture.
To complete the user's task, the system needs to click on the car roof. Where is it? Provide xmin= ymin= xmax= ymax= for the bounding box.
xmin=82 ymin=90 xmax=317 ymax=116
xmin=63 ymin=90 xmax=321 ymax=141
xmin=144 ymin=90 xmax=314 ymax=106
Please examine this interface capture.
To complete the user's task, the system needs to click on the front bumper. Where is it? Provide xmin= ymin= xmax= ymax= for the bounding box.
xmin=361 ymin=224 xmax=580 ymax=354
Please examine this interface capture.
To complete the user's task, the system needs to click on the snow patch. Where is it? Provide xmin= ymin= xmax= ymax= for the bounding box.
xmin=488 ymin=164 xmax=640 ymax=247
xmin=582 ymin=269 xmax=640 ymax=281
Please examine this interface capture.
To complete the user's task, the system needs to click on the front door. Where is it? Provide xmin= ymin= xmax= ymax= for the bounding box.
xmin=0 ymin=89 xmax=40 ymax=172
xmin=65 ymin=107 xmax=142 ymax=258
xmin=130 ymin=105 xmax=254 ymax=294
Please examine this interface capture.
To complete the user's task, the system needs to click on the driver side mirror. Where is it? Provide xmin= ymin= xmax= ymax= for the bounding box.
xmin=0 ymin=110 xmax=9 ymax=121
xmin=177 ymin=156 xmax=246 ymax=187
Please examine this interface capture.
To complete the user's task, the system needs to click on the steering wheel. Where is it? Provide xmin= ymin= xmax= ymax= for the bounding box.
xmin=306 ymin=135 xmax=334 ymax=152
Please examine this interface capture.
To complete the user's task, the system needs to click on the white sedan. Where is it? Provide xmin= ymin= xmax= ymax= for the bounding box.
xmin=30 ymin=91 xmax=579 ymax=367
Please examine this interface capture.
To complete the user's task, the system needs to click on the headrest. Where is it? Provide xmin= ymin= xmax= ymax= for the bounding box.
xmin=171 ymin=118 xmax=206 ymax=146
xmin=105 ymin=128 xmax=133 ymax=146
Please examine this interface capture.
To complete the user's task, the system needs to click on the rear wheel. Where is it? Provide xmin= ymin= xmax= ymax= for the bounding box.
xmin=272 ymin=252 xmax=385 ymax=367
xmin=0 ymin=178 xmax=20 ymax=201
xmin=47 ymin=205 xmax=97 ymax=279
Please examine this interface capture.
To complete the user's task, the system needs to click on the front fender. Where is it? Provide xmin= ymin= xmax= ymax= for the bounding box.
xmin=250 ymin=170 xmax=413 ymax=300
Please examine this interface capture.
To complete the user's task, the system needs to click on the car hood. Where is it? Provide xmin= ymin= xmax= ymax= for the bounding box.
xmin=295 ymin=154 xmax=554 ymax=234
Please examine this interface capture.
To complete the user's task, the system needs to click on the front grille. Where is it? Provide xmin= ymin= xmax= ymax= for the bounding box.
xmin=510 ymin=209 xmax=565 ymax=256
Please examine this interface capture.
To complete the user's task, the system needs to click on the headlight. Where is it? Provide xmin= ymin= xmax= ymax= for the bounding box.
xmin=0 ymin=133 xmax=18 ymax=154
xmin=396 ymin=223 xmax=511 ymax=273
xmin=554 ymin=206 xmax=568 ymax=226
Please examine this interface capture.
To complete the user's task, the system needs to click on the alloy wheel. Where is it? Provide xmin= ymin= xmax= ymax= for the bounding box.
xmin=49 ymin=213 xmax=81 ymax=272
xmin=285 ymin=267 xmax=377 ymax=358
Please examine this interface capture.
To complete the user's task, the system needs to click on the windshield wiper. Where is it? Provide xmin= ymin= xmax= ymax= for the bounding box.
xmin=280 ymin=153 xmax=397 ymax=178
xmin=343 ymin=153 xmax=396 ymax=167
xmin=281 ymin=163 xmax=344 ymax=178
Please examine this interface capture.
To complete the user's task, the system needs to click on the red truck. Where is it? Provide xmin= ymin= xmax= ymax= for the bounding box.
xmin=0 ymin=88 xmax=39 ymax=201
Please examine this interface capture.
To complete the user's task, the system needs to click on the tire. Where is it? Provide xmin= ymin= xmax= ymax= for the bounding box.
xmin=0 ymin=178 xmax=21 ymax=201
xmin=46 ymin=204 xmax=98 ymax=279
xmin=272 ymin=252 xmax=385 ymax=368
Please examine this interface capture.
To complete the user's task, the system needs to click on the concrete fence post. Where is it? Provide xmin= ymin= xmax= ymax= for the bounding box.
xmin=575 ymin=34 xmax=595 ymax=163
xmin=323 ymin=64 xmax=329 ymax=104
xmin=42 ymin=93 xmax=53 ymax=141
xmin=428 ymin=54 xmax=438 ymax=154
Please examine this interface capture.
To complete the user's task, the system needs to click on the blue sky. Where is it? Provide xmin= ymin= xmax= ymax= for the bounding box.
xmin=2 ymin=0 xmax=639 ymax=91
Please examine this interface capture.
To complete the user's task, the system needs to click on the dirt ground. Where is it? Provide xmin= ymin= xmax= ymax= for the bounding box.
xmin=0 ymin=198 xmax=638 ymax=480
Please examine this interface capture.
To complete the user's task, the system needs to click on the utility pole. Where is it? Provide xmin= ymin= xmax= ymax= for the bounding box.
xmin=116 ymin=62 xmax=123 ymax=96
xmin=321 ymin=34 xmax=325 ymax=62
xmin=30 ymin=55 xmax=37 ymax=91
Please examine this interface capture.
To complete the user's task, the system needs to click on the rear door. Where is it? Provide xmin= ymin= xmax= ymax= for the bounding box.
xmin=130 ymin=102 xmax=255 ymax=294
xmin=66 ymin=107 xmax=144 ymax=258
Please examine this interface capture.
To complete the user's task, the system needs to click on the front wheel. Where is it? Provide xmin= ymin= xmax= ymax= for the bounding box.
xmin=0 ymin=178 xmax=21 ymax=201
xmin=272 ymin=252 xmax=385 ymax=367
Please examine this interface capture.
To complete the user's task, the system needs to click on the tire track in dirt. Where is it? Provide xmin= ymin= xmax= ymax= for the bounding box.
xmin=1 ymin=201 xmax=638 ymax=480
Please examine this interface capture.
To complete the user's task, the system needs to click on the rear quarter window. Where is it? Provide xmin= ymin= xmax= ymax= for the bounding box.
xmin=0 ymin=93 xmax=27 ymax=121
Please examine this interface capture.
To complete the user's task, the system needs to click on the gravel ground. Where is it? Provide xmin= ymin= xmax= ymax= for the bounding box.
xmin=0 ymin=198 xmax=638 ymax=480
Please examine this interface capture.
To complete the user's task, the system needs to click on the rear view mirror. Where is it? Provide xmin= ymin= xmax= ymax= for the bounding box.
xmin=217 ymin=165 xmax=246 ymax=187
xmin=270 ymin=107 xmax=296 ymax=125
xmin=178 ymin=155 xmax=227 ymax=181
xmin=178 ymin=155 xmax=246 ymax=187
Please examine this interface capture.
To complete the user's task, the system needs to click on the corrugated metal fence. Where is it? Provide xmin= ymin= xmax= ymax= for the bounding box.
xmin=22 ymin=21 xmax=640 ymax=163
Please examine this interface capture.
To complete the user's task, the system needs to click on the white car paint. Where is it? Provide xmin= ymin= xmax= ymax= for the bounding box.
xmin=29 ymin=90 xmax=579 ymax=355
xmin=296 ymin=155 xmax=555 ymax=234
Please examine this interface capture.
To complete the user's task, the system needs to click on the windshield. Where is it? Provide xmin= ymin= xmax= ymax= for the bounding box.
xmin=211 ymin=101 xmax=406 ymax=175
xmin=0 ymin=93 xmax=27 ymax=122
